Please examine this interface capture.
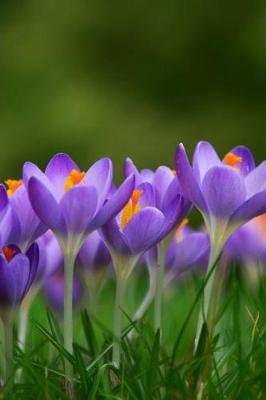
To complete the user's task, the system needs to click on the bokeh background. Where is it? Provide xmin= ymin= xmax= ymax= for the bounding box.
xmin=1 ymin=0 xmax=266 ymax=180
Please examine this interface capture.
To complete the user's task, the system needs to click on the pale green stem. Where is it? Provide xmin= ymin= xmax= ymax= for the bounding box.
xmin=194 ymin=244 xmax=220 ymax=352
xmin=112 ymin=272 xmax=127 ymax=367
xmin=154 ymin=243 xmax=166 ymax=333
xmin=3 ymin=320 xmax=13 ymax=384
xmin=63 ymin=251 xmax=75 ymax=398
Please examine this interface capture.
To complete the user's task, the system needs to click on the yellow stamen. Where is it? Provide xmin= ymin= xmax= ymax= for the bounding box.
xmin=175 ymin=218 xmax=189 ymax=242
xmin=5 ymin=179 xmax=23 ymax=197
xmin=64 ymin=169 xmax=86 ymax=192
xmin=120 ymin=189 xmax=144 ymax=229
xmin=2 ymin=246 xmax=16 ymax=262
xmin=223 ymin=152 xmax=242 ymax=172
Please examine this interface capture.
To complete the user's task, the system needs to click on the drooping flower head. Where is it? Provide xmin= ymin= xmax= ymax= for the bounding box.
xmin=24 ymin=153 xmax=135 ymax=254
xmin=0 ymin=243 xmax=39 ymax=318
xmin=175 ymin=142 xmax=266 ymax=257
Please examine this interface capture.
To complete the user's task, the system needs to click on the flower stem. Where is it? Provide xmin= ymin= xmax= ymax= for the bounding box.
xmin=154 ymin=243 xmax=165 ymax=333
xmin=194 ymin=246 xmax=220 ymax=353
xmin=112 ymin=272 xmax=126 ymax=367
xmin=3 ymin=320 xmax=13 ymax=384
xmin=63 ymin=251 xmax=75 ymax=398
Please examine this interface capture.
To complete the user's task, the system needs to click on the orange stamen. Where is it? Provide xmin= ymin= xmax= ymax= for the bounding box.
xmin=223 ymin=152 xmax=242 ymax=172
xmin=5 ymin=179 xmax=23 ymax=197
xmin=120 ymin=189 xmax=144 ymax=229
xmin=64 ymin=169 xmax=86 ymax=192
xmin=175 ymin=218 xmax=189 ymax=242
xmin=2 ymin=246 xmax=16 ymax=262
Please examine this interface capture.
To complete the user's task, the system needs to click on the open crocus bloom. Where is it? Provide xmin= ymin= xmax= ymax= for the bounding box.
xmin=24 ymin=153 xmax=135 ymax=254
xmin=3 ymin=178 xmax=47 ymax=251
xmin=175 ymin=141 xmax=266 ymax=258
xmin=0 ymin=243 xmax=39 ymax=312
xmin=124 ymin=158 xmax=191 ymax=237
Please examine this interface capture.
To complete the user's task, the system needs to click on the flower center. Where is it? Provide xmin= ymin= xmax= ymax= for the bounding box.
xmin=64 ymin=169 xmax=86 ymax=192
xmin=2 ymin=246 xmax=16 ymax=263
xmin=120 ymin=189 xmax=144 ymax=229
xmin=223 ymin=152 xmax=242 ymax=172
xmin=175 ymin=218 xmax=189 ymax=242
xmin=5 ymin=179 xmax=23 ymax=197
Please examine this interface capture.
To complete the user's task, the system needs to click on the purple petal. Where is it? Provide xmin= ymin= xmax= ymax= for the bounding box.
xmin=45 ymin=153 xmax=79 ymax=199
xmin=159 ymin=195 xmax=191 ymax=240
xmin=101 ymin=218 xmax=130 ymax=253
xmin=9 ymin=253 xmax=31 ymax=304
xmin=78 ymin=230 xmax=111 ymax=269
xmin=28 ymin=177 xmax=66 ymax=235
xmin=153 ymin=166 xmax=176 ymax=208
xmin=60 ymin=186 xmax=98 ymax=234
xmin=23 ymin=161 xmax=58 ymax=199
xmin=10 ymin=185 xmax=47 ymax=248
xmin=193 ymin=141 xmax=221 ymax=184
xmin=0 ymin=207 xmax=18 ymax=248
xmin=229 ymin=145 xmax=255 ymax=176
xmin=124 ymin=158 xmax=142 ymax=185
xmin=245 ymin=161 xmax=266 ymax=198
xmin=137 ymin=182 xmax=156 ymax=208
xmin=25 ymin=243 xmax=39 ymax=292
xmin=85 ymin=158 xmax=113 ymax=211
xmin=202 ymin=166 xmax=246 ymax=218
xmin=124 ymin=207 xmax=165 ymax=253
xmin=0 ymin=255 xmax=17 ymax=306
xmin=229 ymin=190 xmax=266 ymax=225
xmin=175 ymin=144 xmax=208 ymax=212
xmin=0 ymin=184 xmax=8 ymax=213
xmin=89 ymin=174 xmax=135 ymax=231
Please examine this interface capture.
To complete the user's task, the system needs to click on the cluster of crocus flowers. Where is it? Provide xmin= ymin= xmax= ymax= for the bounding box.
xmin=0 ymin=144 xmax=265 ymax=395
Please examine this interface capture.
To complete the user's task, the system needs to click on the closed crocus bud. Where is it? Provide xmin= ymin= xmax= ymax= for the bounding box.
xmin=0 ymin=243 xmax=39 ymax=319
xmin=43 ymin=269 xmax=83 ymax=315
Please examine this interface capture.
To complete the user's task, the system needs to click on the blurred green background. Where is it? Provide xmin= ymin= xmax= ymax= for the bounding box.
xmin=1 ymin=0 xmax=266 ymax=180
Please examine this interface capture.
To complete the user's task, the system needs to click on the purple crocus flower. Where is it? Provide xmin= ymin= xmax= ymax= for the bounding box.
xmin=0 ymin=185 xmax=18 ymax=248
xmin=43 ymin=268 xmax=83 ymax=315
xmin=175 ymin=141 xmax=266 ymax=257
xmin=176 ymin=141 xmax=266 ymax=349
xmin=23 ymin=153 xmax=135 ymax=364
xmin=24 ymin=153 xmax=135 ymax=254
xmin=3 ymin=179 xmax=47 ymax=251
xmin=0 ymin=243 xmax=39 ymax=317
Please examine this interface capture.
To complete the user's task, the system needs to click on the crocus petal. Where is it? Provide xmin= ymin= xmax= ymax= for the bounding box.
xmin=23 ymin=161 xmax=57 ymax=199
xmin=229 ymin=190 xmax=266 ymax=226
xmin=89 ymin=174 xmax=135 ymax=231
xmin=9 ymin=254 xmax=31 ymax=304
xmin=229 ymin=145 xmax=255 ymax=176
xmin=138 ymin=182 xmax=156 ymax=208
xmin=10 ymin=185 xmax=47 ymax=247
xmin=124 ymin=207 xmax=165 ymax=253
xmin=0 ymin=256 xmax=17 ymax=306
xmin=175 ymin=144 xmax=208 ymax=212
xmin=245 ymin=161 xmax=266 ymax=198
xmin=85 ymin=158 xmax=113 ymax=211
xmin=124 ymin=158 xmax=142 ymax=185
xmin=193 ymin=141 xmax=221 ymax=184
xmin=0 ymin=207 xmax=19 ymax=248
xmin=101 ymin=218 xmax=130 ymax=253
xmin=153 ymin=166 xmax=176 ymax=208
xmin=25 ymin=243 xmax=39 ymax=292
xmin=159 ymin=195 xmax=185 ymax=240
xmin=45 ymin=153 xmax=79 ymax=199
xmin=28 ymin=177 xmax=66 ymax=235
xmin=60 ymin=186 xmax=98 ymax=235
xmin=0 ymin=184 xmax=8 ymax=212
xmin=202 ymin=166 xmax=246 ymax=218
